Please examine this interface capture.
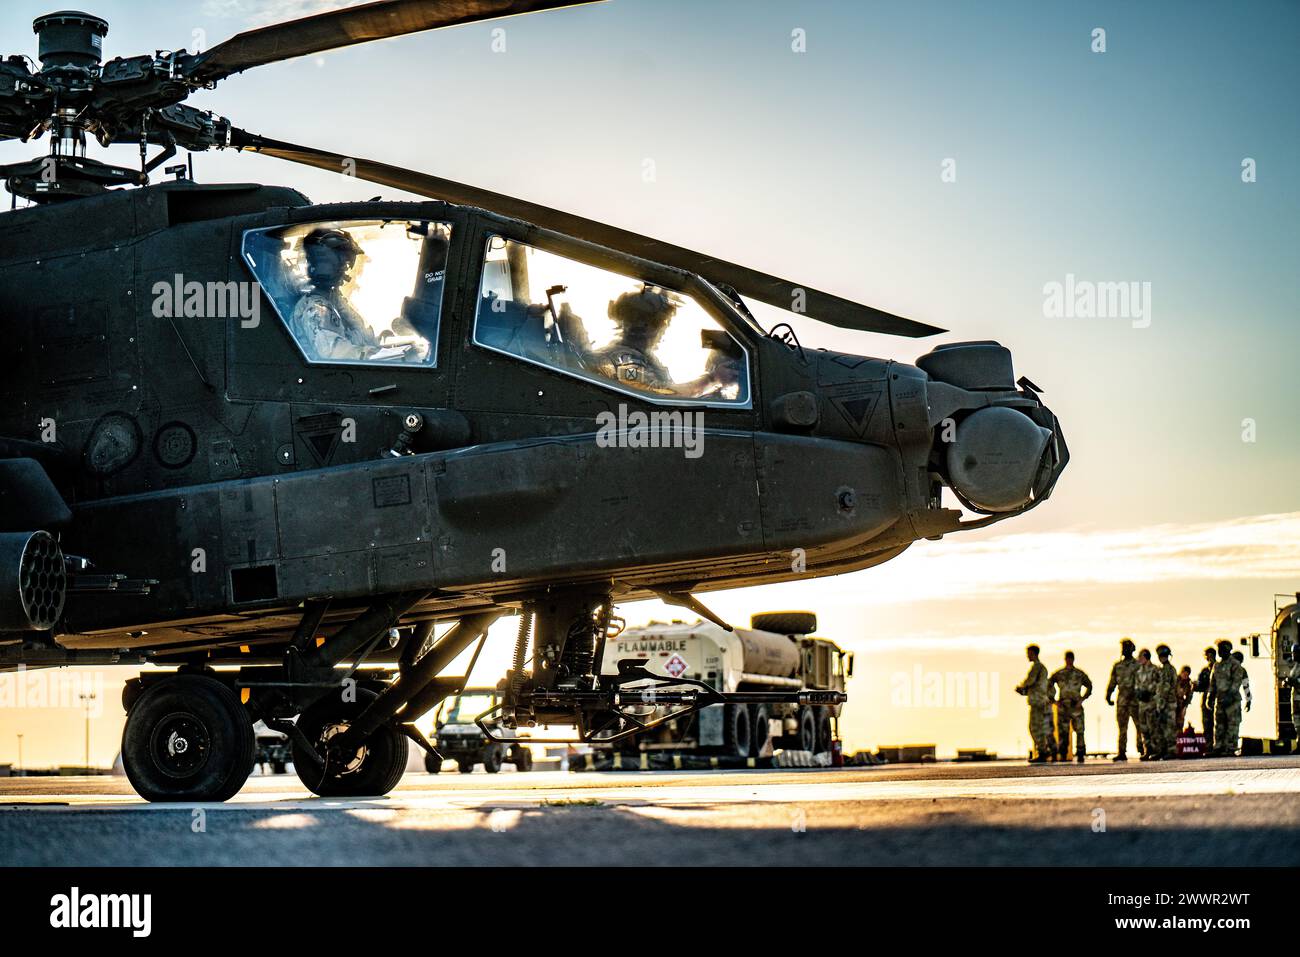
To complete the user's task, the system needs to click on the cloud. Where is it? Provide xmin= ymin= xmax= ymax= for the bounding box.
xmin=780 ymin=511 xmax=1300 ymax=607
xmin=202 ymin=0 xmax=362 ymax=28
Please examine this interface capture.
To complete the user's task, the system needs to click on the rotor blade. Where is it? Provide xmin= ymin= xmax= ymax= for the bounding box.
xmin=187 ymin=0 xmax=604 ymax=83
xmin=229 ymin=130 xmax=945 ymax=338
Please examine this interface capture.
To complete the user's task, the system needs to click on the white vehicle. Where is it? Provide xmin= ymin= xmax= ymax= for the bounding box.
xmin=597 ymin=612 xmax=851 ymax=757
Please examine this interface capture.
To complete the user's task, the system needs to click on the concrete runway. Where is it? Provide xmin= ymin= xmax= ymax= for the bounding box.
xmin=2 ymin=756 xmax=1299 ymax=866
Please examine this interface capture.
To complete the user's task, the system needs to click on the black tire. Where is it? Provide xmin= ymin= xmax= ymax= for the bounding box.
xmin=483 ymin=744 xmax=504 ymax=773
xmin=121 ymin=674 xmax=255 ymax=803
xmin=814 ymin=707 xmax=834 ymax=754
xmin=291 ymin=689 xmax=407 ymax=797
xmin=750 ymin=611 xmax=817 ymax=635
xmin=750 ymin=704 xmax=770 ymax=757
xmin=424 ymin=753 xmax=443 ymax=774
xmin=457 ymin=757 xmax=476 ymax=773
xmin=793 ymin=706 xmax=816 ymax=752
xmin=271 ymin=761 xmax=287 ymax=775
xmin=512 ymin=748 xmax=533 ymax=771
xmin=724 ymin=703 xmax=752 ymax=758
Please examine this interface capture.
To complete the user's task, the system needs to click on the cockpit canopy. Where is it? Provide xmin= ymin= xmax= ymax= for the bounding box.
xmin=242 ymin=218 xmax=451 ymax=367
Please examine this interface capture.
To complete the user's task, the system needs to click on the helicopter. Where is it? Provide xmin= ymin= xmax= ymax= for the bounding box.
xmin=0 ymin=1 xmax=1068 ymax=802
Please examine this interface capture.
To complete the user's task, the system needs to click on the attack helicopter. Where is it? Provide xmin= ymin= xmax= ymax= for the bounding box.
xmin=0 ymin=1 xmax=1067 ymax=801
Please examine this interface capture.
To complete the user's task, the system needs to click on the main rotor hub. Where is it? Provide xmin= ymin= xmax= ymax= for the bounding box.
xmin=32 ymin=10 xmax=108 ymax=72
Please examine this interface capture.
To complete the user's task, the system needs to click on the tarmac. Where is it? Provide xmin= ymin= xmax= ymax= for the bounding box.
xmin=2 ymin=755 xmax=1298 ymax=866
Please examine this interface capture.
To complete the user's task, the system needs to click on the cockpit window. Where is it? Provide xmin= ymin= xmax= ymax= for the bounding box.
xmin=474 ymin=237 xmax=750 ymax=405
xmin=242 ymin=219 xmax=452 ymax=366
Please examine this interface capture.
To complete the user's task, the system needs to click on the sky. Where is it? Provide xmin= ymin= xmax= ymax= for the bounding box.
xmin=0 ymin=0 xmax=1296 ymax=765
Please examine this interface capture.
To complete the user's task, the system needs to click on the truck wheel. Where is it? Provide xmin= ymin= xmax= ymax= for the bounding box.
xmin=483 ymin=744 xmax=504 ymax=773
xmin=291 ymin=689 xmax=408 ymax=797
xmin=457 ymin=758 xmax=475 ymax=773
xmin=121 ymin=674 xmax=255 ymax=802
xmin=424 ymin=753 xmax=443 ymax=774
xmin=271 ymin=761 xmax=287 ymax=775
xmin=750 ymin=704 xmax=770 ymax=757
xmin=512 ymin=748 xmax=533 ymax=771
xmin=724 ymin=703 xmax=752 ymax=758
xmin=794 ymin=706 xmax=816 ymax=753
xmin=815 ymin=708 xmax=833 ymax=754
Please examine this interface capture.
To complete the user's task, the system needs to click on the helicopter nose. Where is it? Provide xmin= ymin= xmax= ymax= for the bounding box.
xmin=915 ymin=342 xmax=1068 ymax=515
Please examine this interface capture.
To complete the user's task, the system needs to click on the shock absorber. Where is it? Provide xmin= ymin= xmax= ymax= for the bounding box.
xmin=510 ymin=608 xmax=533 ymax=698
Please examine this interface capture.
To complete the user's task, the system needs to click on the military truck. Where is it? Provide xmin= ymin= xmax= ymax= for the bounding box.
xmin=425 ymin=688 xmax=533 ymax=773
xmin=595 ymin=612 xmax=851 ymax=758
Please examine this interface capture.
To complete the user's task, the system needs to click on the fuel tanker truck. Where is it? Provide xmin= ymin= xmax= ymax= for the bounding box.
xmin=595 ymin=612 xmax=852 ymax=758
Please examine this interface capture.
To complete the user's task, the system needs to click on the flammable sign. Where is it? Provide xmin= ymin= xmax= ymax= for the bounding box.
xmin=664 ymin=653 xmax=688 ymax=678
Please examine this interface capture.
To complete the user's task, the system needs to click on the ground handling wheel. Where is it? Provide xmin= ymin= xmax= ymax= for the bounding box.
xmin=121 ymin=674 xmax=255 ymax=802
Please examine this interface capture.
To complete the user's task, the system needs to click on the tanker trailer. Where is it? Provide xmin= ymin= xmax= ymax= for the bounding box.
xmin=595 ymin=612 xmax=852 ymax=758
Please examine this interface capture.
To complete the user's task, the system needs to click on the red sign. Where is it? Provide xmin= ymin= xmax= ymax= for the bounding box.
xmin=664 ymin=653 xmax=688 ymax=677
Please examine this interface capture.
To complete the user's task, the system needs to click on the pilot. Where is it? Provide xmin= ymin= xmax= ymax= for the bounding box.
xmin=559 ymin=287 xmax=677 ymax=394
xmin=289 ymin=227 xmax=381 ymax=361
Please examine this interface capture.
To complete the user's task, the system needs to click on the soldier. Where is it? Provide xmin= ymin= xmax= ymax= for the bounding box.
xmin=289 ymin=228 xmax=383 ymax=361
xmin=1134 ymin=649 xmax=1163 ymax=760
xmin=1232 ymin=651 xmax=1252 ymax=716
xmin=1050 ymin=651 xmax=1092 ymax=762
xmin=1106 ymin=638 xmax=1142 ymax=761
xmin=1196 ymin=646 xmax=1216 ymax=740
xmin=1175 ymin=665 xmax=1193 ymax=732
xmin=1154 ymin=645 xmax=1178 ymax=759
xmin=1208 ymin=640 xmax=1246 ymax=756
xmin=1286 ymin=643 xmax=1300 ymax=740
xmin=1015 ymin=644 xmax=1055 ymax=763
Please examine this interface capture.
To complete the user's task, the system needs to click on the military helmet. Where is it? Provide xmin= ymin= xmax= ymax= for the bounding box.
xmin=1217 ymin=639 xmax=1233 ymax=656
xmin=1156 ymin=644 xmax=1171 ymax=657
xmin=302 ymin=227 xmax=363 ymax=285
xmin=1121 ymin=637 xmax=1135 ymax=654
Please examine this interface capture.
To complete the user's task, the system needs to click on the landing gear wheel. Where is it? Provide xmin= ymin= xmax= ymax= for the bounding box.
xmin=750 ymin=704 xmax=771 ymax=757
xmin=458 ymin=758 xmax=476 ymax=773
xmin=121 ymin=674 xmax=255 ymax=803
xmin=511 ymin=747 xmax=534 ymax=771
xmin=815 ymin=708 xmax=834 ymax=754
xmin=483 ymin=744 xmax=504 ymax=773
xmin=424 ymin=753 xmax=443 ymax=774
xmin=724 ymin=703 xmax=752 ymax=758
xmin=291 ymin=689 xmax=407 ymax=797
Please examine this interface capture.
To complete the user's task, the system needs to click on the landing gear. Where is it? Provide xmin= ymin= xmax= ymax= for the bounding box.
xmin=291 ymin=689 xmax=407 ymax=797
xmin=121 ymin=674 xmax=255 ymax=802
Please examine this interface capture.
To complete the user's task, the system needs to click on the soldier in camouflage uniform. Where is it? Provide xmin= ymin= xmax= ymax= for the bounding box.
xmin=1134 ymin=649 xmax=1164 ymax=760
xmin=1154 ymin=645 xmax=1178 ymax=759
xmin=1209 ymin=639 xmax=1246 ymax=756
xmin=1286 ymin=643 xmax=1300 ymax=741
xmin=1196 ymin=646 xmax=1216 ymax=740
xmin=1050 ymin=651 xmax=1093 ymax=761
xmin=1106 ymin=638 xmax=1142 ymax=761
xmin=1015 ymin=644 xmax=1055 ymax=763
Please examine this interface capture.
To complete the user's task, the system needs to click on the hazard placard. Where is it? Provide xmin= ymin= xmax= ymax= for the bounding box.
xmin=664 ymin=653 xmax=688 ymax=677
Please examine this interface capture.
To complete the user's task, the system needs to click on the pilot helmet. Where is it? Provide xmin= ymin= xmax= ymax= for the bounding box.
xmin=302 ymin=227 xmax=363 ymax=285
xmin=609 ymin=287 xmax=677 ymax=346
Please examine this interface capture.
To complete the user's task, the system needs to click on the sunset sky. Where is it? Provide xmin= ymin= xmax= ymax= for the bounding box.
xmin=0 ymin=0 xmax=1295 ymax=766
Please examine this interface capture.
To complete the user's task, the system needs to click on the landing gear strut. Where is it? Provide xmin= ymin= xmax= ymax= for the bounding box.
xmin=291 ymin=687 xmax=408 ymax=797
